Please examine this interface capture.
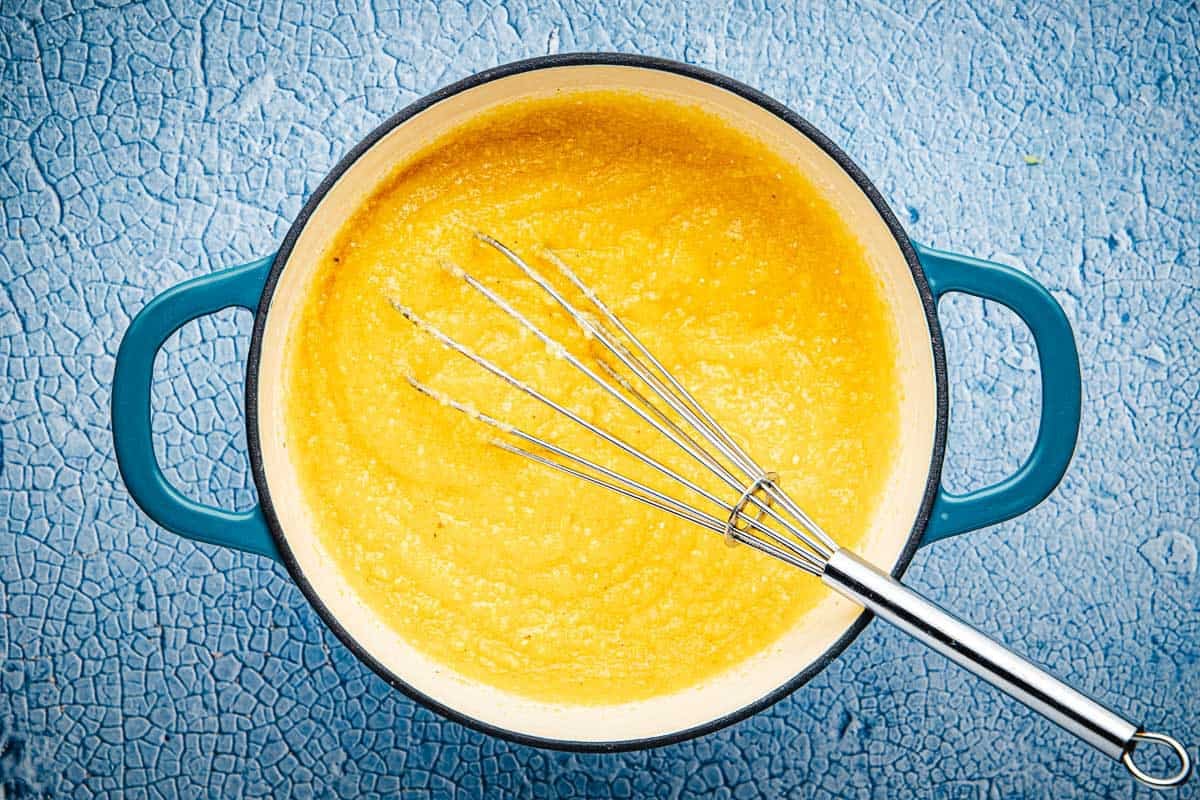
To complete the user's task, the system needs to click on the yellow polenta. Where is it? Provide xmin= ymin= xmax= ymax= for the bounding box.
xmin=284 ymin=91 xmax=900 ymax=704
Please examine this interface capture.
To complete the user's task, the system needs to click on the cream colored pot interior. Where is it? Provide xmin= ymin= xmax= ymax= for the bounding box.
xmin=256 ymin=65 xmax=938 ymax=743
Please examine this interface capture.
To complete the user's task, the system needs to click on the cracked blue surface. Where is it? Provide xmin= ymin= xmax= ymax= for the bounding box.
xmin=2 ymin=0 xmax=1198 ymax=797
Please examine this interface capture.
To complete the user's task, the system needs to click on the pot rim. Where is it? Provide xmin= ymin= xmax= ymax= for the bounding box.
xmin=244 ymin=52 xmax=950 ymax=752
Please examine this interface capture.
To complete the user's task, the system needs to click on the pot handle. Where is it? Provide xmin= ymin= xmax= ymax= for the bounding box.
xmin=112 ymin=257 xmax=280 ymax=561
xmin=916 ymin=243 xmax=1081 ymax=545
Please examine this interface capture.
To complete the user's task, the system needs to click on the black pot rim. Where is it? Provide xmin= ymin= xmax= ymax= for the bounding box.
xmin=244 ymin=52 xmax=949 ymax=753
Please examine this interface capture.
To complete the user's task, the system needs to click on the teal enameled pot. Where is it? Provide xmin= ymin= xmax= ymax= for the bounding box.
xmin=111 ymin=54 xmax=1082 ymax=751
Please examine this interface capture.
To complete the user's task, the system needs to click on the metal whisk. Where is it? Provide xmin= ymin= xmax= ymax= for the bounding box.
xmin=392 ymin=234 xmax=1190 ymax=789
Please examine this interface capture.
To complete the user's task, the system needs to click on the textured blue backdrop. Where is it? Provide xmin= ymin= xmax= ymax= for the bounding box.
xmin=2 ymin=0 xmax=1198 ymax=797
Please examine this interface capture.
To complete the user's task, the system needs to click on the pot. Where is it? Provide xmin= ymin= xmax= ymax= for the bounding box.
xmin=111 ymin=54 xmax=1081 ymax=750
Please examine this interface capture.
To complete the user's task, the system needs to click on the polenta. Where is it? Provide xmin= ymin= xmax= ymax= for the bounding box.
xmin=284 ymin=91 xmax=901 ymax=704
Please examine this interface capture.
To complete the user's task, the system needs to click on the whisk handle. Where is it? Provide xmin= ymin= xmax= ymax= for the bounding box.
xmin=822 ymin=549 xmax=1191 ymax=788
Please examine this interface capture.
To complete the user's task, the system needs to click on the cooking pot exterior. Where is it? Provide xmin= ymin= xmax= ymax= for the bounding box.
xmin=112 ymin=54 xmax=1080 ymax=750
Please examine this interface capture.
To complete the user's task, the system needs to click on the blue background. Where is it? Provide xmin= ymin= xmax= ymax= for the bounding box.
xmin=2 ymin=0 xmax=1198 ymax=797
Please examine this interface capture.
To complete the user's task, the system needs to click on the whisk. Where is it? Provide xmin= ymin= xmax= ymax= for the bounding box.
xmin=392 ymin=234 xmax=1191 ymax=789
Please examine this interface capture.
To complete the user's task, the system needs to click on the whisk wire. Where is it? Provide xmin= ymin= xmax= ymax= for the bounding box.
xmin=435 ymin=253 xmax=829 ymax=564
xmin=492 ymin=442 xmax=816 ymax=571
xmin=467 ymin=235 xmax=835 ymax=560
xmin=541 ymin=240 xmax=835 ymax=555
xmin=542 ymin=245 xmax=838 ymax=552
xmin=443 ymin=252 xmax=748 ymax=491
xmin=497 ymin=235 xmax=764 ymax=481
xmin=391 ymin=297 xmax=824 ymax=570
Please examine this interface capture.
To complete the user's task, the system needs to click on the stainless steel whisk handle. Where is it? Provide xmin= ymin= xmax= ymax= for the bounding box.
xmin=822 ymin=549 xmax=1192 ymax=789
